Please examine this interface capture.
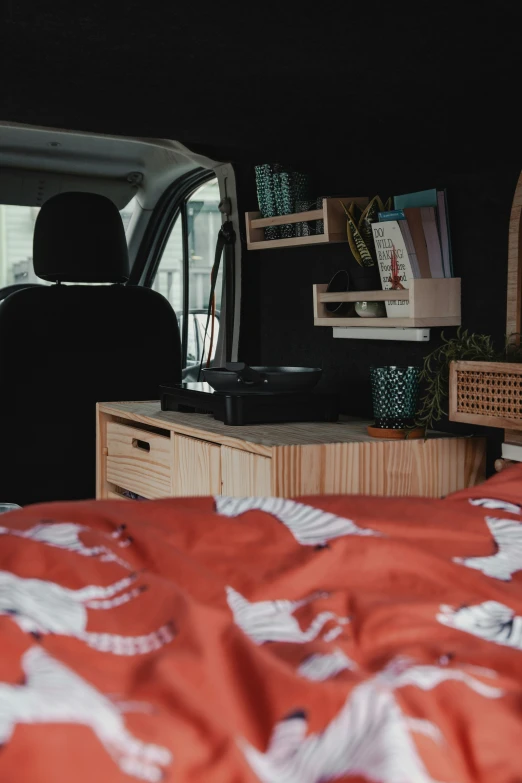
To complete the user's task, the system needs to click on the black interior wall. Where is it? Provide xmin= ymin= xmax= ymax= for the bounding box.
xmin=237 ymin=162 xmax=521 ymax=469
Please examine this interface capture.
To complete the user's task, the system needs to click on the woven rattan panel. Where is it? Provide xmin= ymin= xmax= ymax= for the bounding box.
xmin=457 ymin=368 xmax=522 ymax=421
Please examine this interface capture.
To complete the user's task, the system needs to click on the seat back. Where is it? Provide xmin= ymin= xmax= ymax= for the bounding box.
xmin=0 ymin=193 xmax=181 ymax=506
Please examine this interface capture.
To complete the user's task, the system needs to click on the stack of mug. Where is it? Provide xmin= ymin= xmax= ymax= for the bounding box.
xmin=254 ymin=164 xmax=323 ymax=240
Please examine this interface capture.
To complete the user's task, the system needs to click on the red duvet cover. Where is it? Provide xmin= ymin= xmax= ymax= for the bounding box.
xmin=1 ymin=467 xmax=522 ymax=782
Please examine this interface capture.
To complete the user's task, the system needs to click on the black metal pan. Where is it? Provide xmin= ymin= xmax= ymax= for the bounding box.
xmin=202 ymin=362 xmax=322 ymax=394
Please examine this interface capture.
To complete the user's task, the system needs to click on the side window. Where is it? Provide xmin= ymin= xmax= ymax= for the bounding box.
xmin=152 ymin=178 xmax=222 ymax=369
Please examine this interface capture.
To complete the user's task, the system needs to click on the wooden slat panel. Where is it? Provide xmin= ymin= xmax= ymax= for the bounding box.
xmin=221 ymin=446 xmax=272 ymax=496
xmin=505 ymin=431 xmax=522 ymax=445
xmin=106 ymin=421 xmax=172 ymax=499
xmin=173 ymin=434 xmax=221 ymax=496
xmin=506 ymin=171 xmax=522 ymax=341
xmin=505 ymin=172 xmax=522 ymax=446
xmin=272 ymin=438 xmax=486 ymax=498
xmin=251 ymin=209 xmax=323 ymax=228
xmin=409 ymin=278 xmax=461 ymax=319
xmin=314 ymin=316 xmax=461 ymax=328
xmin=96 ymin=407 xmax=109 ymax=500
xmin=320 ymin=289 xmax=410 ymax=303
xmin=247 ymin=233 xmax=332 ymax=251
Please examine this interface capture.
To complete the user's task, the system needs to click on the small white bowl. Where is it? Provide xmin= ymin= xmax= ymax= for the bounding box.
xmin=355 ymin=301 xmax=386 ymax=318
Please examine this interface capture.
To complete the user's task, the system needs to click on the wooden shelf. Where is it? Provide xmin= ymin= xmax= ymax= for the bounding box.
xmin=313 ymin=278 xmax=461 ymax=328
xmin=246 ymin=196 xmax=368 ymax=250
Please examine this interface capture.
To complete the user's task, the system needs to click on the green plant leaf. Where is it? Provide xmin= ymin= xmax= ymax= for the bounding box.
xmin=415 ymin=327 xmax=501 ymax=430
xmin=339 ymin=200 xmax=375 ymax=268
xmin=358 ymin=196 xmax=384 ymax=259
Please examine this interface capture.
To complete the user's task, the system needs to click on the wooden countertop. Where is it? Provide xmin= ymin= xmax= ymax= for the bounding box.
xmin=98 ymin=400 xmax=468 ymax=451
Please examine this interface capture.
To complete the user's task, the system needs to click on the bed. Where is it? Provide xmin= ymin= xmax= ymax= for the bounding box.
xmin=1 ymin=466 xmax=522 ymax=782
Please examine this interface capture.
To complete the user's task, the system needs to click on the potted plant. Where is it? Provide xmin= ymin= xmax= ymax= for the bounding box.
xmin=416 ymin=329 xmax=522 ymax=430
xmin=340 ymin=195 xmax=392 ymax=291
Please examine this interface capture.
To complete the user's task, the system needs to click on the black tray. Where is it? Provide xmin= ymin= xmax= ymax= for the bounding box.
xmin=159 ymin=383 xmax=338 ymax=426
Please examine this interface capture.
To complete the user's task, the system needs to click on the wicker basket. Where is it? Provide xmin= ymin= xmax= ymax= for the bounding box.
xmin=449 ymin=360 xmax=522 ymax=430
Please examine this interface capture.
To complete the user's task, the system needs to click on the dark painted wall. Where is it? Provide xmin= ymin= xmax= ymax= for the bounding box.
xmin=237 ymin=162 xmax=521 ymax=470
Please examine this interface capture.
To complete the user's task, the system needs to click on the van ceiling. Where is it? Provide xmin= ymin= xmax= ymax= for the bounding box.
xmin=0 ymin=124 xmax=217 ymax=208
xmin=0 ymin=4 xmax=521 ymax=167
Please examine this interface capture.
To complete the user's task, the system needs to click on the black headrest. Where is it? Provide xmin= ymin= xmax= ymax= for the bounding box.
xmin=33 ymin=192 xmax=130 ymax=283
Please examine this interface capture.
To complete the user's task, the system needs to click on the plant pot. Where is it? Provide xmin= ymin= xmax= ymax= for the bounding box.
xmin=347 ymin=264 xmax=383 ymax=318
xmin=370 ymin=365 xmax=421 ymax=429
xmin=325 ymin=269 xmax=352 ymax=317
xmin=348 ymin=263 xmax=381 ymax=292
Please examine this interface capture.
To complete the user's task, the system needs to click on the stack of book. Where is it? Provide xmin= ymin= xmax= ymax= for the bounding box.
xmin=370 ymin=188 xmax=452 ymax=317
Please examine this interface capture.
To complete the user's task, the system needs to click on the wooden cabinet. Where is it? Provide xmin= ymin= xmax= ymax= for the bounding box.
xmin=173 ymin=434 xmax=221 ymax=496
xmin=221 ymin=447 xmax=272 ymax=496
xmin=96 ymin=401 xmax=487 ymax=501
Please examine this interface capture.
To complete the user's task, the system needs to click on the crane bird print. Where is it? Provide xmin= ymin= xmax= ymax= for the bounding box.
xmin=468 ymin=498 xmax=521 ymax=515
xmin=0 ymin=520 xmax=133 ymax=568
xmin=438 ymin=600 xmax=522 ymax=650
xmin=0 ymin=570 xmax=175 ymax=655
xmin=454 ymin=516 xmax=522 ymax=581
xmin=240 ymin=658 xmax=502 ymax=783
xmin=0 ymin=647 xmax=172 ymax=782
xmin=215 ymin=496 xmax=380 ymax=547
xmin=226 ymin=587 xmax=350 ymax=645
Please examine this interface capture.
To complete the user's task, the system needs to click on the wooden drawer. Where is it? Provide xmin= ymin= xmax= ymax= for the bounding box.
xmin=106 ymin=421 xmax=172 ymax=499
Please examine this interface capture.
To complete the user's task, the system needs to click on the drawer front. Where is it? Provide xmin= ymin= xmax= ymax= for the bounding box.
xmin=106 ymin=421 xmax=172 ymax=499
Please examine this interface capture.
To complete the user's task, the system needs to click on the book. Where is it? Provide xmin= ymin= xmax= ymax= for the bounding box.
xmin=398 ymin=220 xmax=421 ymax=279
xmin=437 ymin=189 xmax=453 ymax=277
xmin=394 ymin=188 xmax=453 ymax=278
xmin=378 ymin=209 xmax=405 ymax=222
xmin=378 ymin=210 xmax=420 ymax=277
xmin=394 ymin=188 xmax=438 ymax=209
xmin=403 ymin=208 xmax=432 ymax=278
xmin=371 ymin=221 xmax=414 ymax=317
xmin=421 ymin=207 xmax=444 ymax=278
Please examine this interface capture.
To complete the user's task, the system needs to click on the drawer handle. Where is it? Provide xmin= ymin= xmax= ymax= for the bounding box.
xmin=132 ymin=438 xmax=151 ymax=453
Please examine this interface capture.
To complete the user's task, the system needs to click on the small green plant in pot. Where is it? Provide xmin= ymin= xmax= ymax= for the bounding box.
xmin=339 ymin=197 xmax=392 ymax=312
xmin=416 ymin=328 xmax=522 ymax=430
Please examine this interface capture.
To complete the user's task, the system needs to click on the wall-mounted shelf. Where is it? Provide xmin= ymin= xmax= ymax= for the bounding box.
xmin=313 ymin=278 xmax=461 ymax=329
xmin=246 ymin=196 xmax=368 ymax=250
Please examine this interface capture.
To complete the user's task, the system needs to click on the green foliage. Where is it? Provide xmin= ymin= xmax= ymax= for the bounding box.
xmin=416 ymin=328 xmax=522 ymax=430
xmin=358 ymin=196 xmax=386 ymax=257
xmin=339 ymin=196 xmax=391 ymax=268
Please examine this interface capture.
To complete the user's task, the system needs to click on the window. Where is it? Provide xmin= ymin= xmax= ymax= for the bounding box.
xmin=0 ymin=204 xmax=42 ymax=287
xmin=0 ymin=198 xmax=136 ymax=289
xmin=152 ymin=178 xmax=222 ymax=369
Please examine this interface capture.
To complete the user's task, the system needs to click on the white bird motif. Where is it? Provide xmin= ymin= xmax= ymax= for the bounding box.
xmin=0 ymin=647 xmax=172 ymax=782
xmin=241 ymin=657 xmax=502 ymax=783
xmin=215 ymin=496 xmax=380 ymax=547
xmin=0 ymin=570 xmax=175 ymax=655
xmin=0 ymin=520 xmax=133 ymax=568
